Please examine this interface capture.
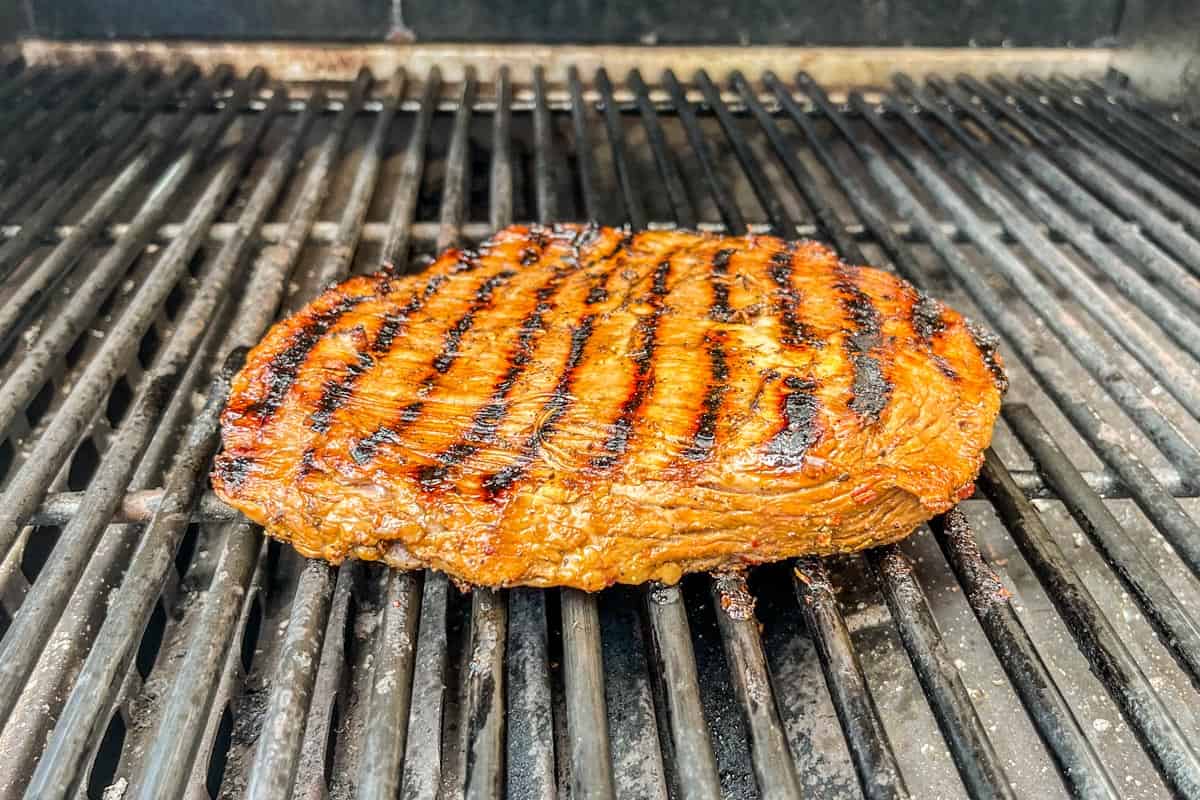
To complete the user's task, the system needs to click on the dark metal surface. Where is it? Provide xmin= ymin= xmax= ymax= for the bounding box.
xmin=16 ymin=0 xmax=1123 ymax=45
xmin=0 ymin=62 xmax=1197 ymax=800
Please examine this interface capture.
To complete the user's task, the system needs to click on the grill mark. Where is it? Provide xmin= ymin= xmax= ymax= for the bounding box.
xmin=415 ymin=255 xmax=592 ymax=489
xmin=769 ymin=246 xmax=816 ymax=347
xmin=682 ymin=331 xmax=730 ymax=461
xmin=966 ymin=319 xmax=1009 ymax=393
xmin=215 ymin=454 xmax=253 ymax=490
xmin=835 ymin=265 xmax=892 ymax=421
xmin=911 ymin=292 xmax=947 ymax=341
xmin=350 ymin=268 xmax=519 ymax=464
xmin=682 ymin=246 xmax=739 ymax=461
xmin=584 ymin=232 xmax=634 ymax=305
xmin=709 ymin=248 xmax=734 ymax=322
xmin=482 ymin=315 xmax=597 ymax=498
xmin=298 ymin=447 xmax=317 ymax=477
xmin=763 ymin=376 xmax=822 ymax=468
xmin=909 ymin=291 xmax=961 ymax=381
xmin=252 ymin=293 xmax=368 ymax=423
xmin=307 ymin=275 xmax=449 ymax=434
xmin=589 ymin=254 xmax=674 ymax=471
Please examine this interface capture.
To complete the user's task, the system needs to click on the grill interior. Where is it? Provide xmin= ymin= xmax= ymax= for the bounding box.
xmin=0 ymin=59 xmax=1198 ymax=800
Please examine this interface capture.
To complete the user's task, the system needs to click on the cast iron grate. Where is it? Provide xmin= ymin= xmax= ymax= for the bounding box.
xmin=0 ymin=59 xmax=1196 ymax=799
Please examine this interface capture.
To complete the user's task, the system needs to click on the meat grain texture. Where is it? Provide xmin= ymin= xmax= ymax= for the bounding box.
xmin=213 ymin=224 xmax=1005 ymax=590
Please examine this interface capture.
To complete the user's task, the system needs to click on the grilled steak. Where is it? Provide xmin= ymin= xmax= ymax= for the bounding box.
xmin=213 ymin=224 xmax=1005 ymax=590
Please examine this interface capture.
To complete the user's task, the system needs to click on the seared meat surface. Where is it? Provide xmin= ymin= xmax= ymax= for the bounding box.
xmin=213 ymin=224 xmax=1005 ymax=590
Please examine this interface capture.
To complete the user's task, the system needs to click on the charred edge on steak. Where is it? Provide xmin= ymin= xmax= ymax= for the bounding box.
xmin=682 ymin=330 xmax=730 ymax=461
xmin=911 ymin=292 xmax=946 ymax=341
xmin=709 ymin=248 xmax=734 ymax=322
xmin=836 ymin=265 xmax=892 ymax=421
xmin=415 ymin=257 xmax=587 ymax=489
xmin=252 ymin=293 xmax=369 ymax=423
xmin=308 ymin=273 xmax=449 ymax=433
xmin=910 ymin=291 xmax=960 ymax=381
xmin=482 ymin=315 xmax=597 ymax=498
xmin=589 ymin=255 xmax=673 ymax=471
xmin=763 ymin=376 xmax=822 ymax=468
xmin=215 ymin=454 xmax=253 ymax=490
xmin=350 ymin=269 xmax=518 ymax=465
xmin=966 ymin=319 xmax=1009 ymax=393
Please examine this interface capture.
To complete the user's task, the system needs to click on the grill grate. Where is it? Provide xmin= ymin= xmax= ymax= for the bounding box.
xmin=0 ymin=59 xmax=1197 ymax=800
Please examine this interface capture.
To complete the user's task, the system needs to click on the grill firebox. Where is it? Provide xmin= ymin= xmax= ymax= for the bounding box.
xmin=0 ymin=58 xmax=1198 ymax=800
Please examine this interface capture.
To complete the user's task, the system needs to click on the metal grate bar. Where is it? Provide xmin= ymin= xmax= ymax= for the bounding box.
xmin=21 ymin=462 xmax=1195 ymax=530
xmin=0 ymin=67 xmax=158 ymax=229
xmin=0 ymin=66 xmax=119 ymax=184
xmin=627 ymin=69 xmax=697 ymax=229
xmin=0 ymin=65 xmax=201 ymax=279
xmin=19 ymin=85 xmax=305 ymax=799
xmin=568 ymin=67 xmax=602 ymax=222
xmin=0 ymin=66 xmax=237 ymax=357
xmin=793 ymin=559 xmax=910 ymax=800
xmin=380 ymin=70 xmax=440 ymax=272
xmin=128 ymin=70 xmax=371 ymax=800
xmin=712 ymin=574 xmax=805 ymax=799
xmin=929 ymin=510 xmax=1122 ymax=799
xmin=595 ymin=68 xmax=646 ymax=230
xmin=868 ymin=546 xmax=1018 ymax=799
xmin=0 ymin=74 xmax=279 ymax=575
xmin=919 ymin=75 xmax=1200 ymax=316
xmin=1003 ymin=404 xmax=1200 ymax=689
xmin=977 ymin=75 xmax=1200 ymax=272
xmin=643 ymin=584 xmax=722 ymax=800
xmin=358 ymin=569 xmax=422 ymax=800
xmin=978 ymin=453 xmax=1200 ymax=796
xmin=561 ymin=588 xmax=617 ymax=800
xmin=247 ymin=557 xmax=338 ymax=798
xmin=1035 ymin=76 xmax=1200 ymax=203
